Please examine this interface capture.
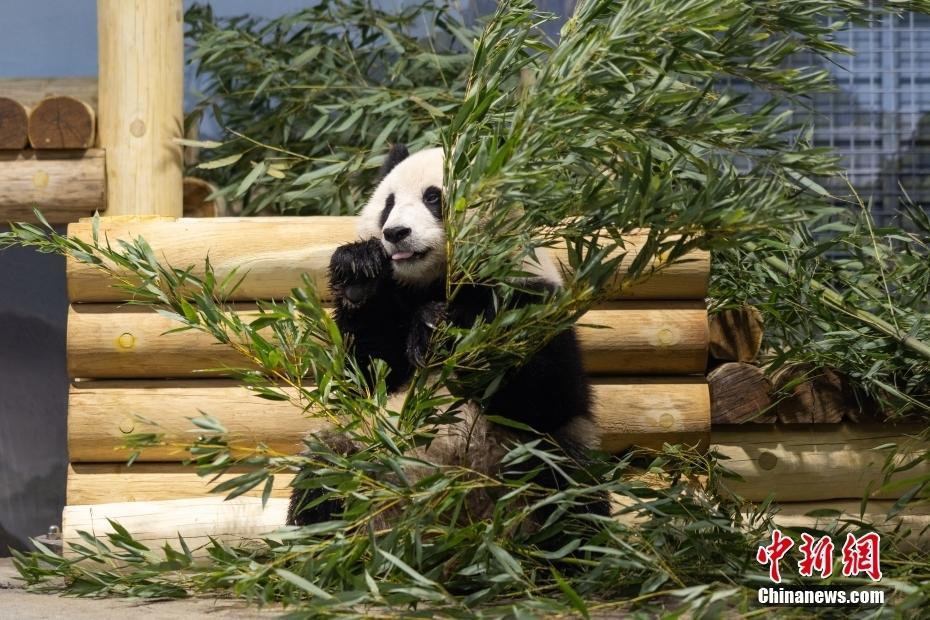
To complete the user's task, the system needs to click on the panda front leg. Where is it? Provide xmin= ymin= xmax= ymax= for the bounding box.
xmin=328 ymin=238 xmax=414 ymax=392
xmin=406 ymin=300 xmax=446 ymax=368
xmin=288 ymin=239 xmax=410 ymax=527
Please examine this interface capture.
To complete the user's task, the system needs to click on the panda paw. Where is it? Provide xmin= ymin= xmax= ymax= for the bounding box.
xmin=407 ymin=301 xmax=446 ymax=367
xmin=329 ymin=238 xmax=390 ymax=307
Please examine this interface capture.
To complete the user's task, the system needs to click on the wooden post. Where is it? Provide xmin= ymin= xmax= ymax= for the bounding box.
xmin=97 ymin=0 xmax=184 ymax=216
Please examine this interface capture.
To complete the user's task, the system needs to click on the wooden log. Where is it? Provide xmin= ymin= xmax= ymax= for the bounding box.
xmin=611 ymin=494 xmax=930 ymax=549
xmin=67 ymin=378 xmax=710 ymax=461
xmin=62 ymin=496 xmax=930 ymax=558
xmin=0 ymin=98 xmax=29 ymax=149
xmin=68 ymin=380 xmax=319 ymax=462
xmin=27 ymin=96 xmax=96 ymax=150
xmin=67 ymin=463 xmax=295 ymax=505
xmin=708 ymin=306 xmax=763 ymax=364
xmin=595 ymin=378 xmax=710 ymax=452
xmin=69 ymin=465 xmax=662 ymax=506
xmin=549 ymin=236 xmax=710 ymax=301
xmin=581 ymin=302 xmax=707 ymax=374
xmin=62 ymin=497 xmax=289 ymax=556
xmin=97 ymin=0 xmax=183 ymax=216
xmin=0 ymin=77 xmax=98 ymax=110
xmin=183 ymin=177 xmax=226 ymax=218
xmin=66 ymin=217 xmax=711 ymax=302
xmin=771 ymin=363 xmax=865 ymax=424
xmin=66 ymin=302 xmax=708 ymax=378
xmin=712 ymin=424 xmax=930 ymax=502
xmin=708 ymin=362 xmax=776 ymax=424
xmin=0 ymin=149 xmax=105 ymax=223
xmin=768 ymin=500 xmax=930 ymax=550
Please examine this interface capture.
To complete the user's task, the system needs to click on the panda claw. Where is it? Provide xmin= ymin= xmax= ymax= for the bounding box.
xmin=329 ymin=238 xmax=390 ymax=305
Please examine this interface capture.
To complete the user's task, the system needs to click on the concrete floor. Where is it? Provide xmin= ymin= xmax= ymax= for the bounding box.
xmin=0 ymin=558 xmax=279 ymax=619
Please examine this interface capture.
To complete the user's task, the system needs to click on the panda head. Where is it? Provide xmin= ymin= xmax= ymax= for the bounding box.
xmin=358 ymin=145 xmax=446 ymax=286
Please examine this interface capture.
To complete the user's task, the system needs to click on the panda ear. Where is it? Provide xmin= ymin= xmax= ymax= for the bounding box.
xmin=379 ymin=143 xmax=410 ymax=180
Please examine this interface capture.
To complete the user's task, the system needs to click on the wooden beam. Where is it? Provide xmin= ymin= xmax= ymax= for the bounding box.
xmin=0 ymin=98 xmax=29 ymax=149
xmin=97 ymin=0 xmax=183 ymax=216
xmin=712 ymin=424 xmax=930 ymax=502
xmin=67 ymin=378 xmax=710 ymax=461
xmin=65 ymin=216 xmax=712 ymax=302
xmin=62 ymin=497 xmax=289 ymax=556
xmin=614 ymin=494 xmax=930 ymax=549
xmin=66 ymin=301 xmax=708 ymax=378
xmin=28 ymin=96 xmax=96 ymax=150
xmin=0 ymin=149 xmax=105 ymax=223
xmin=768 ymin=500 xmax=930 ymax=550
xmin=62 ymin=496 xmax=930 ymax=558
xmin=68 ymin=380 xmax=320 ymax=462
xmin=595 ymin=378 xmax=709 ymax=452
xmin=0 ymin=77 xmax=98 ymax=110
xmin=67 ymin=463 xmax=295 ymax=505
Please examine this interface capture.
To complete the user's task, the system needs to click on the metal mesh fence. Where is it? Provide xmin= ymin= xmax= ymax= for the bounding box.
xmin=809 ymin=11 xmax=930 ymax=224
xmin=475 ymin=2 xmax=930 ymax=225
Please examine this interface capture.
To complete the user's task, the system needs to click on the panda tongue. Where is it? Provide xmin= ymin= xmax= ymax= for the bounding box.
xmin=392 ymin=251 xmax=414 ymax=261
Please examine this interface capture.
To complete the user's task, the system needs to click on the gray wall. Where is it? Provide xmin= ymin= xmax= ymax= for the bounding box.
xmin=0 ymin=238 xmax=68 ymax=553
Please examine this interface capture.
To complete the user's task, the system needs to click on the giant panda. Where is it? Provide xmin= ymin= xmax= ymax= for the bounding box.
xmin=287 ymin=144 xmax=606 ymax=528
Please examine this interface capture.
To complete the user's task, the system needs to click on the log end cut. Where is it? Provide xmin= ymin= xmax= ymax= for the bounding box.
xmin=0 ymin=97 xmax=29 ymax=150
xmin=28 ymin=96 xmax=96 ymax=150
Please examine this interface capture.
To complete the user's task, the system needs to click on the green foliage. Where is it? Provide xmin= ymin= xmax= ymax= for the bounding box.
xmin=714 ymin=190 xmax=930 ymax=417
xmin=4 ymin=216 xmax=771 ymax=616
xmin=4 ymin=0 xmax=930 ymax=616
xmin=184 ymin=0 xmax=477 ymax=215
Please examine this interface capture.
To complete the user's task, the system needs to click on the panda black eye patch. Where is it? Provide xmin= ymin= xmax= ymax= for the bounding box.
xmin=379 ymin=193 xmax=395 ymax=227
xmin=422 ymin=186 xmax=443 ymax=220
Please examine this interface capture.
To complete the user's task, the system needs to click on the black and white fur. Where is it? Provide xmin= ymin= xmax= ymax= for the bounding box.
xmin=287 ymin=145 xmax=603 ymax=527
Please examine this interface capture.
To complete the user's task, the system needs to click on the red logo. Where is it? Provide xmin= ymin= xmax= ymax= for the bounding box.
xmin=841 ymin=532 xmax=882 ymax=582
xmin=756 ymin=529 xmax=794 ymax=583
xmin=756 ymin=530 xmax=882 ymax=583
xmin=797 ymin=533 xmax=834 ymax=579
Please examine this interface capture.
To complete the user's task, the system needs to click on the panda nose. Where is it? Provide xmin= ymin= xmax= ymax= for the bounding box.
xmin=383 ymin=226 xmax=411 ymax=243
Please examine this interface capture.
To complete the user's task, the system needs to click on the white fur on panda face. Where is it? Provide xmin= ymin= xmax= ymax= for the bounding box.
xmin=358 ymin=148 xmax=446 ymax=286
